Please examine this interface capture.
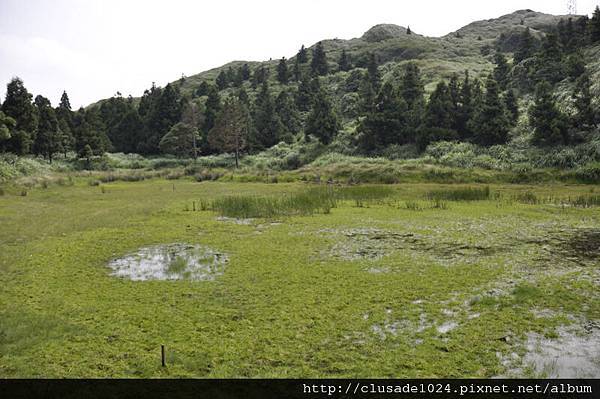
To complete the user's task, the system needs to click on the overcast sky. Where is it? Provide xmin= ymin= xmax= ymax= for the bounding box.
xmin=1 ymin=0 xmax=598 ymax=108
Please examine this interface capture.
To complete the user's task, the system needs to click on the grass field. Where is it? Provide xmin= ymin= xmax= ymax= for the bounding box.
xmin=1 ymin=178 xmax=599 ymax=377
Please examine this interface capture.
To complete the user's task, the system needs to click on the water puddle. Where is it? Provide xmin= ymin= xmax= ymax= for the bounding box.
xmin=499 ymin=323 xmax=600 ymax=378
xmin=108 ymin=243 xmax=228 ymax=281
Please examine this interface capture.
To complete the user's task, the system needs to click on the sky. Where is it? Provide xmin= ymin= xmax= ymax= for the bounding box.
xmin=1 ymin=0 xmax=599 ymax=108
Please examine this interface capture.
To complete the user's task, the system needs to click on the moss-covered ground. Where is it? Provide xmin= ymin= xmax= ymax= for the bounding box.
xmin=1 ymin=179 xmax=598 ymax=377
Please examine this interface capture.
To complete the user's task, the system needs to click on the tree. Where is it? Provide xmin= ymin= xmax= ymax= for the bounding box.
xmin=277 ymin=57 xmax=289 ymax=84
xmin=33 ymin=95 xmax=61 ymax=162
xmin=73 ymin=108 xmax=108 ymax=157
xmin=240 ymin=63 xmax=251 ymax=80
xmin=1 ymin=77 xmax=37 ymax=154
xmin=338 ymin=50 xmax=352 ymax=72
xmin=504 ymin=89 xmax=519 ymax=122
xmin=196 ymin=81 xmax=210 ymax=97
xmin=365 ymin=53 xmax=381 ymax=91
xmin=159 ymin=122 xmax=200 ymax=158
xmin=305 ymin=81 xmax=340 ymax=144
xmin=252 ymin=81 xmax=283 ymax=150
xmin=208 ymin=98 xmax=249 ymax=167
xmin=469 ymin=77 xmax=511 ymax=146
xmin=419 ymin=81 xmax=456 ymax=149
xmin=311 ymin=42 xmax=328 ymax=76
xmin=181 ymin=101 xmax=202 ymax=159
xmin=296 ymin=45 xmax=308 ymax=64
xmin=572 ymin=73 xmax=596 ymax=128
xmin=0 ymin=111 xmax=16 ymax=151
xmin=514 ymin=27 xmax=536 ymax=64
xmin=493 ymin=53 xmax=510 ymax=90
xmin=251 ymin=66 xmax=268 ymax=89
xmin=407 ymin=26 xmax=412 ymax=35
xmin=275 ymin=89 xmax=301 ymax=141
xmin=358 ymin=82 xmax=408 ymax=152
xmin=400 ymin=63 xmax=425 ymax=135
xmin=216 ymin=71 xmax=228 ymax=90
xmin=529 ymin=81 xmax=569 ymax=146
xmin=202 ymin=85 xmax=221 ymax=152
xmin=56 ymin=90 xmax=75 ymax=157
xmin=295 ymin=73 xmax=316 ymax=112
xmin=144 ymin=83 xmax=182 ymax=154
xmin=113 ymin=109 xmax=145 ymax=154
xmin=591 ymin=6 xmax=600 ymax=43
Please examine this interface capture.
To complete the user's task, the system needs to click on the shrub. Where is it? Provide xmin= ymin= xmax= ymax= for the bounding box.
xmin=427 ymin=186 xmax=491 ymax=201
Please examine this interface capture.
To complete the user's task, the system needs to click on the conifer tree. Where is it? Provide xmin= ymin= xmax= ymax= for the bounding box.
xmin=293 ymin=58 xmax=302 ymax=82
xmin=504 ymin=89 xmax=519 ymax=122
xmin=417 ymin=80 xmax=458 ymax=150
xmin=338 ymin=50 xmax=351 ymax=72
xmin=591 ymin=6 xmax=600 ymax=43
xmin=305 ymin=83 xmax=340 ymax=145
xmin=297 ymin=45 xmax=308 ymax=64
xmin=145 ymin=83 xmax=182 ymax=154
xmin=252 ymin=81 xmax=283 ymax=149
xmin=33 ymin=95 xmax=61 ymax=162
xmin=365 ymin=53 xmax=381 ymax=91
xmin=493 ymin=53 xmax=510 ymax=90
xmin=514 ymin=27 xmax=536 ymax=63
xmin=241 ymin=63 xmax=251 ymax=80
xmin=407 ymin=26 xmax=412 ymax=35
xmin=196 ymin=81 xmax=210 ymax=97
xmin=400 ymin=63 xmax=425 ymax=135
xmin=56 ymin=90 xmax=75 ymax=157
xmin=469 ymin=76 xmax=511 ymax=146
xmin=0 ymin=111 xmax=16 ymax=152
xmin=216 ymin=71 xmax=228 ymax=90
xmin=208 ymin=97 xmax=250 ymax=167
xmin=275 ymin=89 xmax=301 ymax=141
xmin=277 ymin=57 xmax=289 ymax=84
xmin=529 ymin=81 xmax=569 ymax=146
xmin=203 ymin=84 xmax=221 ymax=150
xmin=572 ymin=73 xmax=596 ymax=128
xmin=296 ymin=73 xmax=315 ymax=112
xmin=113 ymin=109 xmax=145 ymax=154
xmin=159 ymin=122 xmax=201 ymax=158
xmin=1 ymin=77 xmax=38 ymax=154
xmin=358 ymin=82 xmax=408 ymax=152
xmin=311 ymin=42 xmax=328 ymax=76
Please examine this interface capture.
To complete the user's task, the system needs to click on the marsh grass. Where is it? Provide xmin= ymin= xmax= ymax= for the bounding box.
xmin=426 ymin=186 xmax=491 ymax=201
xmin=210 ymin=186 xmax=337 ymax=218
xmin=514 ymin=192 xmax=600 ymax=208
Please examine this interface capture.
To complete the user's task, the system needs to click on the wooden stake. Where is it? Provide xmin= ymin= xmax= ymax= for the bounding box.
xmin=161 ymin=345 xmax=166 ymax=367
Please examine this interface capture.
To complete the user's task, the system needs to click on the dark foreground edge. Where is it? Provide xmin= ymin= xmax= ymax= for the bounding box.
xmin=0 ymin=379 xmax=598 ymax=399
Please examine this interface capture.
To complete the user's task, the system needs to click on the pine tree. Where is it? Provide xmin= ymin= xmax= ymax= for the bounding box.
xmin=514 ymin=27 xmax=536 ymax=64
xmin=202 ymin=85 xmax=221 ymax=152
xmin=0 ymin=111 xmax=16 ymax=151
xmin=73 ymin=108 xmax=108 ymax=157
xmin=251 ymin=67 xmax=268 ymax=89
xmin=275 ymin=89 xmax=301 ymax=141
xmin=33 ymin=95 xmax=61 ymax=162
xmin=366 ymin=53 xmax=381 ymax=91
xmin=535 ymin=33 xmax=564 ymax=84
xmin=56 ymin=90 xmax=75 ymax=157
xmin=293 ymin=58 xmax=302 ymax=82
xmin=400 ymin=63 xmax=425 ymax=136
xmin=305 ymin=81 xmax=340 ymax=144
xmin=145 ymin=83 xmax=182 ymax=154
xmin=423 ymin=81 xmax=455 ymax=130
xmin=295 ymin=73 xmax=315 ymax=112
xmin=196 ymin=81 xmax=210 ymax=97
xmin=241 ymin=63 xmax=251 ymax=80
xmin=591 ymin=6 xmax=600 ymax=43
xmin=358 ymin=82 xmax=408 ymax=152
xmin=529 ymin=81 xmax=569 ymax=146
xmin=252 ymin=81 xmax=283 ymax=149
xmin=297 ymin=45 xmax=308 ymax=64
xmin=493 ymin=53 xmax=510 ymax=90
xmin=113 ymin=109 xmax=145 ymax=153
xmin=277 ymin=57 xmax=289 ymax=84
xmin=358 ymin=73 xmax=377 ymax=114
xmin=216 ymin=71 xmax=228 ymax=90
xmin=469 ymin=76 xmax=511 ymax=146
xmin=504 ymin=89 xmax=519 ymax=122
xmin=456 ymin=71 xmax=476 ymax=139
xmin=407 ymin=26 xmax=412 ymax=35
xmin=1 ymin=77 xmax=38 ymax=154
xmin=338 ymin=50 xmax=351 ymax=72
xmin=159 ymin=122 xmax=201 ymax=158
xmin=208 ymin=97 xmax=250 ymax=167
xmin=311 ymin=42 xmax=328 ymax=76
xmin=572 ymin=73 xmax=596 ymax=128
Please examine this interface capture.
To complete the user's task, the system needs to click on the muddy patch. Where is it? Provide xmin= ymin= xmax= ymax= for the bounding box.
xmin=108 ymin=243 xmax=228 ymax=281
xmin=499 ymin=322 xmax=600 ymax=378
xmin=321 ymin=228 xmax=504 ymax=263
xmin=526 ymin=228 xmax=600 ymax=264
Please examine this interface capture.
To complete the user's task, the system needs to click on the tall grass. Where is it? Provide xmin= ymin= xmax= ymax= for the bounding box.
xmin=210 ymin=186 xmax=337 ymax=218
xmin=426 ymin=186 xmax=491 ymax=201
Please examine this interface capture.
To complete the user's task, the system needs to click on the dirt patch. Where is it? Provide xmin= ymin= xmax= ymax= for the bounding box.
xmin=321 ymin=228 xmax=504 ymax=263
xmin=108 ymin=243 xmax=228 ymax=281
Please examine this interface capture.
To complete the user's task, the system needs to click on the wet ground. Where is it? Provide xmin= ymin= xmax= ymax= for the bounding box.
xmin=107 ymin=243 xmax=228 ymax=281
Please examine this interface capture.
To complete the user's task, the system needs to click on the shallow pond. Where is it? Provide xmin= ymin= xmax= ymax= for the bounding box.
xmin=108 ymin=243 xmax=228 ymax=281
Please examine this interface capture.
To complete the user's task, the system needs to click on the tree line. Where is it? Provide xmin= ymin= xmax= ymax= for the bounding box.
xmin=1 ymin=7 xmax=599 ymax=164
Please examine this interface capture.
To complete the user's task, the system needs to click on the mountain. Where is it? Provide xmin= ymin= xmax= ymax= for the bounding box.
xmin=163 ymin=9 xmax=579 ymax=98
